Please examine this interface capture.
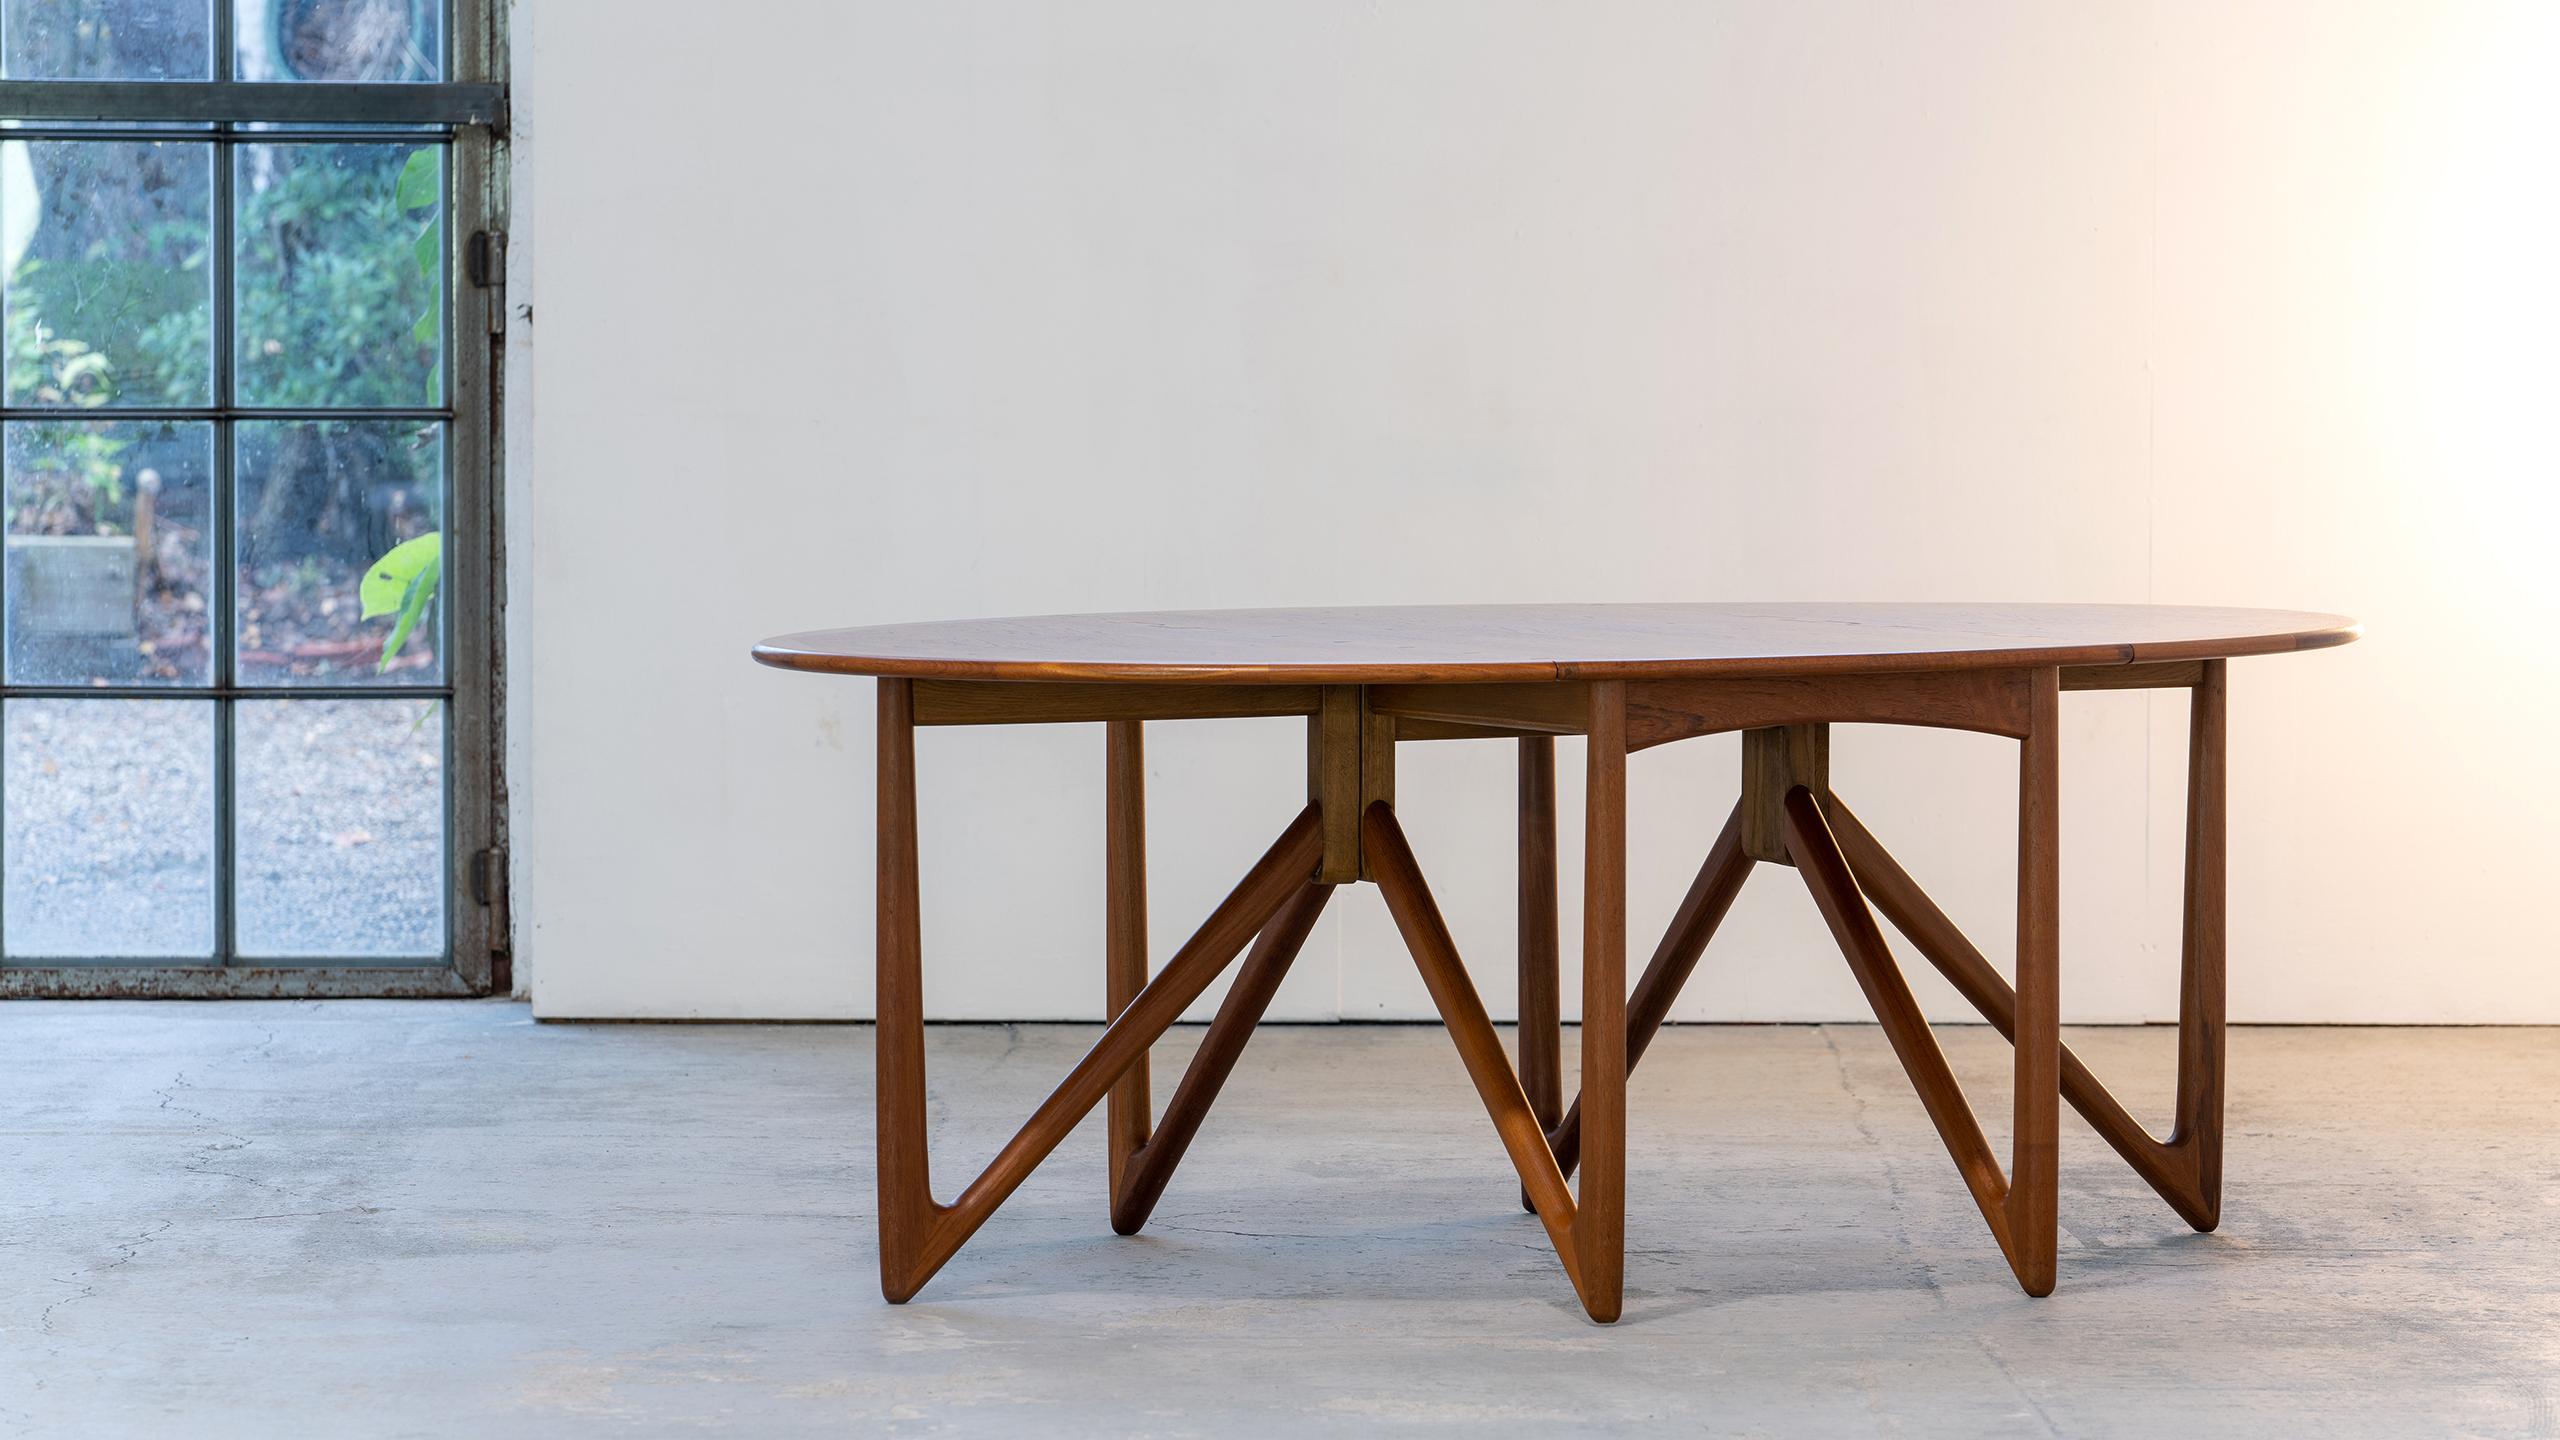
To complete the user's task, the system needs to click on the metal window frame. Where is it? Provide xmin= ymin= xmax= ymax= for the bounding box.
xmin=0 ymin=1 xmax=507 ymax=999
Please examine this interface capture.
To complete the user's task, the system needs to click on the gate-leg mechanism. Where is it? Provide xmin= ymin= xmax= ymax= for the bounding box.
xmin=1533 ymin=663 xmax=2228 ymax=1294
xmin=870 ymin=659 xmax=2226 ymax=1312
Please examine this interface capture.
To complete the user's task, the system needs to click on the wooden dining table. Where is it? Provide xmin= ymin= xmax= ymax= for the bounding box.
xmin=752 ymin=602 xmax=2357 ymax=1323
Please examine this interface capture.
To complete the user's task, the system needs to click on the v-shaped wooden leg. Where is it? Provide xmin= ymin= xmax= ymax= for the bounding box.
xmin=874 ymin=680 xmax=1325 ymax=1302
xmin=1549 ymin=800 xmax=1754 ymax=1181
xmin=1823 ymin=661 xmax=2226 ymax=1231
xmin=1514 ymin=665 xmax=2225 ymax=1296
xmin=1102 ymin=718 xmax=1340 ymax=1235
xmin=1782 ymin=667 xmax=2061 ymax=1296
xmin=1361 ymin=680 xmax=1632 ymax=1323
xmin=1784 ymin=780 xmax=2060 ymax=1295
xmin=1108 ymin=880 xmax=1334 ymax=1234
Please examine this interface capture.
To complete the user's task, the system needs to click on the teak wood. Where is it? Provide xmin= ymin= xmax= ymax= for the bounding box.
xmin=759 ymin=605 xmax=2352 ymax=1322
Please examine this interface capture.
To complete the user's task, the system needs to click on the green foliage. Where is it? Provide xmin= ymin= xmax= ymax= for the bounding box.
xmin=9 ymin=138 xmax=450 ymax=672
xmin=6 ymin=142 xmax=439 ymax=411
xmin=4 ymin=232 xmax=211 ymax=408
xmin=362 ymin=530 xmax=441 ymax=673
xmin=396 ymin=148 xmax=442 ymax=397
xmin=7 ymin=415 xmax=134 ymax=518
xmin=1 ymin=319 xmax=138 ymax=511
xmin=230 ymin=144 xmax=441 ymax=408
xmin=394 ymin=147 xmax=440 ymax=212
xmin=5 ymin=323 xmax=115 ymax=407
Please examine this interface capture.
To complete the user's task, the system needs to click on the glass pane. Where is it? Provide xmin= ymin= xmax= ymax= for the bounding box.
xmin=235 ymin=419 xmax=441 ymax=685
xmin=1 ymin=139 xmax=214 ymax=407
xmin=6 ymin=419 xmax=212 ymax=685
xmin=235 ymin=698 xmax=443 ymax=958
xmin=236 ymin=0 xmax=438 ymax=82
xmin=235 ymin=141 xmax=442 ymax=408
xmin=4 ymin=698 xmax=214 ymax=958
xmin=2 ymin=0 xmax=212 ymax=79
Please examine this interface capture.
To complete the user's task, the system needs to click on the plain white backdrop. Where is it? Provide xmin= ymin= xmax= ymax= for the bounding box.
xmin=504 ymin=1 xmax=2558 ymax=1022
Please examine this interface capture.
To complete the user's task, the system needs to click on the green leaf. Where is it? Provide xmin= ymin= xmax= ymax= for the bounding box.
xmin=412 ymin=221 xmax=439 ymax=280
xmin=412 ymin=306 xmax=436 ymax=344
xmin=395 ymin=149 xmax=439 ymax=212
xmin=360 ymin=532 xmax=442 ymax=620
xmin=377 ymin=553 xmax=440 ymax=674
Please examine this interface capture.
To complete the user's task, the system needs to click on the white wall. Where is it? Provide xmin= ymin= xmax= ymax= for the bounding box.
xmin=508 ymin=0 xmax=2560 ymax=1023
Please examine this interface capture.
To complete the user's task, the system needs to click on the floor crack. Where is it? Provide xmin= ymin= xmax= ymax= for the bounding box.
xmin=1149 ymin=1221 xmax=1330 ymax=1242
xmin=156 ymin=1067 xmax=280 ymax=1194
xmin=37 ymin=1219 xmax=172 ymax=1338
xmin=1975 ymin=1333 xmax=2065 ymax=1437
xmin=1817 ymin=1023 xmax=1949 ymax=1309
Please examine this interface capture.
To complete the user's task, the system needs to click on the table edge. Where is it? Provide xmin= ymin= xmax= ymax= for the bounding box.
xmin=749 ymin=620 xmax=2360 ymax=684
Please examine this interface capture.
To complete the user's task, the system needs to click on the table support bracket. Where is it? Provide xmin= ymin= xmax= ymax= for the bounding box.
xmin=1531 ymin=661 xmax=2228 ymax=1293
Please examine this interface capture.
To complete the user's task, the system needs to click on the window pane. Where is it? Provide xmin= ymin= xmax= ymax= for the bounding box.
xmin=236 ymin=0 xmax=438 ymax=82
xmin=1 ymin=140 xmax=214 ymax=408
xmin=235 ymin=698 xmax=443 ymax=958
xmin=236 ymin=419 xmax=441 ymax=686
xmin=4 ymin=698 xmax=214 ymax=958
xmin=6 ymin=419 xmax=212 ymax=685
xmin=234 ymin=141 xmax=442 ymax=408
xmin=2 ymin=0 xmax=212 ymax=79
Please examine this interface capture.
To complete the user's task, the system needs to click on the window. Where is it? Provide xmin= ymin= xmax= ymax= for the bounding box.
xmin=0 ymin=0 xmax=503 ymax=995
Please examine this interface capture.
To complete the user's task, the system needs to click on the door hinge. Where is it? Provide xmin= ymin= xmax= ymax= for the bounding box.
xmin=473 ymin=845 xmax=514 ymax=993
xmin=467 ymin=228 xmax=507 ymax=336
xmin=472 ymin=846 xmax=509 ymax=910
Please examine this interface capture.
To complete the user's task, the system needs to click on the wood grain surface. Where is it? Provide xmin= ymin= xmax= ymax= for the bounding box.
xmin=754 ymin=603 xmax=2356 ymax=684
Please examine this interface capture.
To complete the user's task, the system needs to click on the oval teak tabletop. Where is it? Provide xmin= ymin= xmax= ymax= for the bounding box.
xmin=752 ymin=603 xmax=2357 ymax=685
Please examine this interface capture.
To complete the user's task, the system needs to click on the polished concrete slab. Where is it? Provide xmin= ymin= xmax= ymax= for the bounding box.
xmin=3 ymin=1003 xmax=2554 ymax=1437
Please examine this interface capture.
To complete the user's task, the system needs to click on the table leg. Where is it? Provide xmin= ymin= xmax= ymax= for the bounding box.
xmin=1111 ymin=880 xmax=1334 ymax=1234
xmin=1366 ymin=661 xmax=2228 ymax=1300
xmin=875 ymin=678 xmax=935 ymax=1301
xmin=2171 ymin=659 xmax=2227 ymax=1228
xmin=1777 ymin=666 xmax=2061 ymax=1297
xmin=872 ymin=675 xmax=1323 ymax=1301
xmin=1104 ymin=720 xmax=1151 ymax=1221
xmin=1550 ymin=802 xmax=1750 ymax=1181
xmin=1578 ymin=682 xmax=1629 ymax=1321
xmin=2010 ymin=667 xmax=2062 ymax=1295
xmin=1364 ymin=799 xmax=1613 ymax=1322
xmin=1517 ymin=736 xmax=1560 ymax=1214
xmin=1822 ymin=664 xmax=2222 ymax=1238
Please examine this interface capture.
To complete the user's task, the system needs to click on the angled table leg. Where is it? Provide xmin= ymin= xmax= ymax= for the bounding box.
xmin=1111 ymin=880 xmax=1334 ymax=1233
xmin=1362 ymin=681 xmax=1632 ymax=1323
xmin=1365 ymin=802 xmax=1615 ymax=1322
xmin=1517 ymin=737 xmax=1560 ymax=1213
xmin=1777 ymin=669 xmax=2061 ymax=1296
xmin=1550 ymin=801 xmax=1752 ymax=1181
xmin=2172 ymin=659 xmax=2228 ymax=1226
xmin=1825 ymin=659 xmax=2226 ymax=1230
xmin=1102 ymin=720 xmax=1340 ymax=1236
xmin=873 ymin=678 xmax=1324 ymax=1302
xmin=1104 ymin=719 xmax=1151 ymax=1222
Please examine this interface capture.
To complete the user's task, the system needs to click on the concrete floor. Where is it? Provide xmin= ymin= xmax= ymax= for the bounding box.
xmin=3 ymin=1005 xmax=2555 ymax=1438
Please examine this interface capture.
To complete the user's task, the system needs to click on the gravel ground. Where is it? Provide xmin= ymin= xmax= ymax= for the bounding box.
xmin=3 ymin=697 xmax=443 ymax=960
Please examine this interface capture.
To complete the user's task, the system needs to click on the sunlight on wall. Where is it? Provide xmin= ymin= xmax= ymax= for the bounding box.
xmin=2363 ymin=4 xmax=2560 ymax=613
xmin=516 ymin=0 xmax=2560 ymax=1019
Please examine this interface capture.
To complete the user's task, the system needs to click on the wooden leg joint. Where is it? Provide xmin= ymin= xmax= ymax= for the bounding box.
xmin=1309 ymin=686 xmax=1397 ymax=884
xmin=1741 ymin=723 xmax=1828 ymax=864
